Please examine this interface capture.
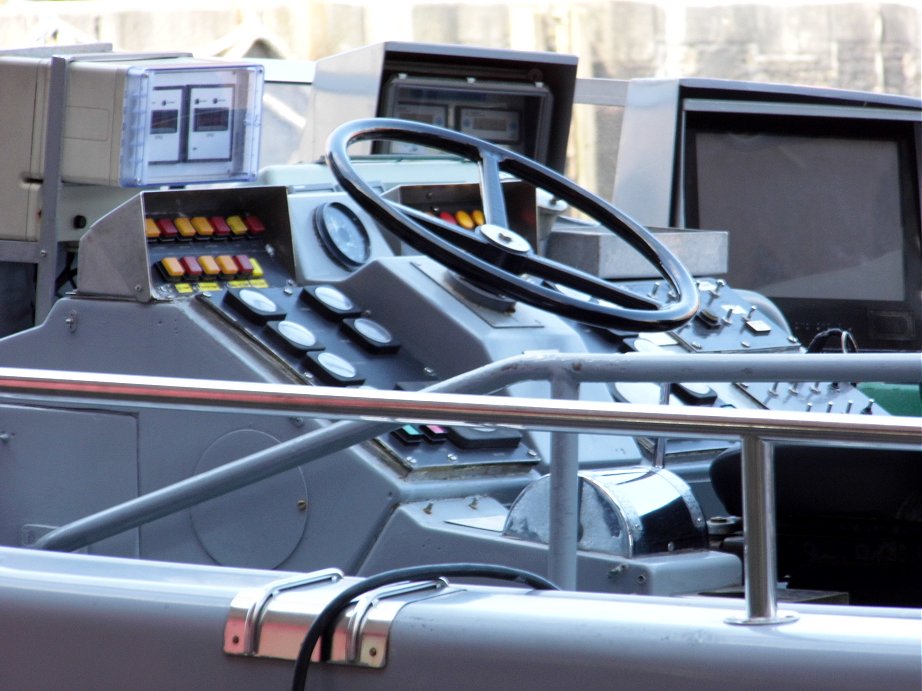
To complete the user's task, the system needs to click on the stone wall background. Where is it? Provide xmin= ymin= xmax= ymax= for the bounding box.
xmin=2 ymin=1 xmax=917 ymax=95
xmin=1 ymin=1 xmax=919 ymax=194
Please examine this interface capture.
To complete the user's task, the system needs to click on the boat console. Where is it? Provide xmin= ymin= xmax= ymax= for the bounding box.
xmin=0 ymin=41 xmax=919 ymax=689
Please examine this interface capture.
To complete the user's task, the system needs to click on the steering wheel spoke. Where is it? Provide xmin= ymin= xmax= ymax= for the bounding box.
xmin=395 ymin=203 xmax=518 ymax=264
xmin=513 ymin=251 xmax=663 ymax=312
xmin=326 ymin=118 xmax=699 ymax=331
xmin=478 ymin=152 xmax=510 ymax=228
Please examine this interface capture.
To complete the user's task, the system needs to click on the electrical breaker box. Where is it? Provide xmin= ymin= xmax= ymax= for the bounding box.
xmin=33 ymin=57 xmax=263 ymax=186
xmin=0 ymin=54 xmax=263 ymax=241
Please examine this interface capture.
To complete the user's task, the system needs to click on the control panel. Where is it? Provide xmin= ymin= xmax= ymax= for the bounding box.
xmin=92 ymin=183 xmax=542 ymax=477
xmin=0 ymin=155 xmax=897 ymax=588
xmin=74 ymin=174 xmax=885 ymax=496
xmin=129 ymin=175 xmax=883 ymax=425
xmin=581 ymin=278 xmax=881 ymax=417
xmin=197 ymin=279 xmax=540 ymax=475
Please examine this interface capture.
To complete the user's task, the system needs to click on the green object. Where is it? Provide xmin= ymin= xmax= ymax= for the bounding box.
xmin=857 ymin=382 xmax=922 ymax=417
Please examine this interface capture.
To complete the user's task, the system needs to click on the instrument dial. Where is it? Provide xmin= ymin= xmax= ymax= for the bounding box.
xmin=314 ymin=202 xmax=371 ymax=268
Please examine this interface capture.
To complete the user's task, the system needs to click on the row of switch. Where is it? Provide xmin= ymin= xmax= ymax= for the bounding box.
xmin=158 ymin=254 xmax=264 ymax=282
xmin=738 ymin=381 xmax=877 ymax=414
xmin=430 ymin=208 xmax=485 ymax=230
xmin=145 ymin=214 xmax=266 ymax=241
xmin=392 ymin=422 xmax=522 ymax=450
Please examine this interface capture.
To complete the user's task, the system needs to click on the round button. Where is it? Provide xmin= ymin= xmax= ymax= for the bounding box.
xmin=342 ymin=317 xmax=400 ymax=354
xmin=317 ymin=351 xmax=357 ymax=379
xmin=277 ymin=320 xmax=318 ymax=349
xmin=353 ymin=317 xmax=392 ymax=345
xmin=225 ymin=287 xmax=286 ymax=324
xmin=315 ymin=285 xmax=354 ymax=312
xmin=239 ymin=288 xmax=278 ymax=313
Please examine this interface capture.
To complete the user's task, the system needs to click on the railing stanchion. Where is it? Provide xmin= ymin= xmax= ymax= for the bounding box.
xmin=727 ymin=435 xmax=798 ymax=625
xmin=548 ymin=372 xmax=580 ymax=591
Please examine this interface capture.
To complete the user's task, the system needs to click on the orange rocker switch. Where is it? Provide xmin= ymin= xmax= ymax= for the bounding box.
xmin=145 ymin=218 xmax=161 ymax=240
xmin=174 ymin=217 xmax=196 ymax=240
xmin=159 ymin=257 xmax=184 ymax=281
xmin=225 ymin=216 xmax=249 ymax=237
xmin=198 ymin=255 xmax=221 ymax=277
xmin=215 ymin=255 xmax=238 ymax=277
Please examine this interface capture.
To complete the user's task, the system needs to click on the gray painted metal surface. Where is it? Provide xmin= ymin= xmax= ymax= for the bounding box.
xmin=545 ymin=224 xmax=729 ymax=278
xmin=1 ymin=547 xmax=918 ymax=690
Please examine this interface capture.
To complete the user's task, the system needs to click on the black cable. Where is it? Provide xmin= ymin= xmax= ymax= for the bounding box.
xmin=54 ymin=250 xmax=78 ymax=296
xmin=290 ymin=563 xmax=558 ymax=690
xmin=805 ymin=327 xmax=859 ymax=354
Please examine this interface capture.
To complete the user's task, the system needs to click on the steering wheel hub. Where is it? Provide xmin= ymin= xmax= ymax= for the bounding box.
xmin=478 ymin=223 xmax=532 ymax=254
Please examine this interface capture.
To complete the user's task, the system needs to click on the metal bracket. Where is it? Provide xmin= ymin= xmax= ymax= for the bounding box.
xmin=224 ymin=568 xmax=343 ymax=656
xmin=224 ymin=572 xmax=453 ymax=668
xmin=343 ymin=578 xmax=448 ymax=667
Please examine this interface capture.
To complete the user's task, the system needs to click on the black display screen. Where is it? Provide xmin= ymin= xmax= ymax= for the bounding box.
xmin=150 ymin=109 xmax=179 ymax=134
xmin=684 ymin=112 xmax=921 ymax=349
xmin=193 ymin=107 xmax=230 ymax=132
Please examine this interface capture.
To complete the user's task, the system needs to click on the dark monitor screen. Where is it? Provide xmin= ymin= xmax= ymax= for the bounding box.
xmin=684 ymin=110 xmax=921 ymax=350
xmin=378 ymin=76 xmax=549 ymax=160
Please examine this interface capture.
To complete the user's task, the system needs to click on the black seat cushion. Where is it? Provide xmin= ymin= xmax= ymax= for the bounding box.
xmin=710 ymin=443 xmax=922 ymax=520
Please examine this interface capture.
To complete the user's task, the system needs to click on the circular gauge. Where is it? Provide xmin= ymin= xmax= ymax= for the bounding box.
xmin=314 ymin=202 xmax=371 ymax=268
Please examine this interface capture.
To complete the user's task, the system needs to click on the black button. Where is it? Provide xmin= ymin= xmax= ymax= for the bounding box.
xmin=671 ymin=382 xmax=718 ymax=406
xmin=304 ymin=351 xmax=364 ymax=386
xmin=300 ymin=285 xmax=362 ymax=320
xmin=696 ymin=308 xmax=722 ymax=329
xmin=224 ymin=288 xmax=287 ymax=323
xmin=342 ymin=317 xmax=400 ymax=354
xmin=267 ymin=320 xmax=323 ymax=354
xmin=447 ymin=426 xmax=522 ymax=450
xmin=392 ymin=424 xmax=424 ymax=445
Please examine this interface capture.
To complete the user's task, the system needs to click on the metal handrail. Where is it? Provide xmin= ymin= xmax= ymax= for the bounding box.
xmin=1 ymin=352 xmax=919 ymax=625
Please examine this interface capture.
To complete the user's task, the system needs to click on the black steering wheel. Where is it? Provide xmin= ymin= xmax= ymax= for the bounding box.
xmin=325 ymin=118 xmax=699 ymax=332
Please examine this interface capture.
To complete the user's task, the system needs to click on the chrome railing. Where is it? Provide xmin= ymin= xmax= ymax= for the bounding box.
xmin=1 ymin=352 xmax=919 ymax=625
